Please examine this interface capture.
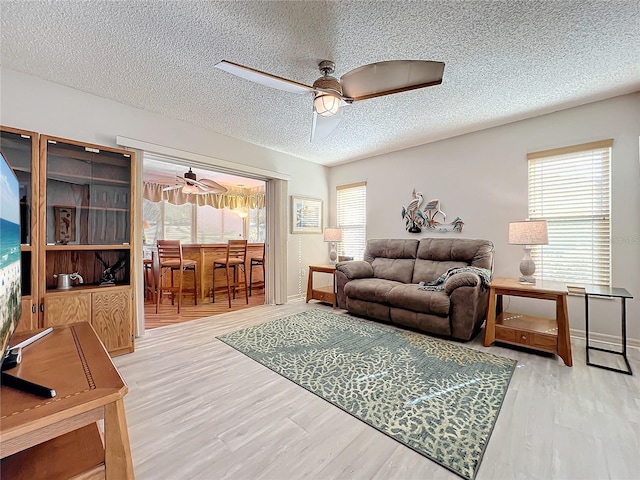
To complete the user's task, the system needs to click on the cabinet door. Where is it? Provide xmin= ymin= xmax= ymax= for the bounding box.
xmin=44 ymin=138 xmax=131 ymax=246
xmin=15 ymin=298 xmax=37 ymax=333
xmin=44 ymin=293 xmax=91 ymax=326
xmin=91 ymin=289 xmax=132 ymax=356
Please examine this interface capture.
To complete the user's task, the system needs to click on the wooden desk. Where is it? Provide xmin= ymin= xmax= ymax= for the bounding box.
xmin=306 ymin=265 xmax=337 ymax=308
xmin=0 ymin=322 xmax=134 ymax=479
xmin=483 ymin=277 xmax=572 ymax=367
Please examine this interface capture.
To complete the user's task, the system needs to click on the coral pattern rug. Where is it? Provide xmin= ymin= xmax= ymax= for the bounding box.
xmin=218 ymin=310 xmax=516 ymax=480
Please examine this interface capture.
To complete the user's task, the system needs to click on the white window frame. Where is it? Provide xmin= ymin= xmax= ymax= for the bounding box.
xmin=527 ymin=139 xmax=612 ymax=287
xmin=337 ymin=182 xmax=367 ymax=261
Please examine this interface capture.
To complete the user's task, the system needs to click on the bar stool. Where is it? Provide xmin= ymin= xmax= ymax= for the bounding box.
xmin=143 ymin=258 xmax=155 ymax=302
xmin=249 ymin=243 xmax=265 ymax=296
xmin=213 ymin=239 xmax=248 ymax=308
xmin=155 ymin=240 xmax=198 ymax=313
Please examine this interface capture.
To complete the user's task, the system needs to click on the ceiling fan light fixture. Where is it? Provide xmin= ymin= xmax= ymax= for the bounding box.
xmin=182 ymin=184 xmax=198 ymax=194
xmin=314 ymin=93 xmax=341 ymax=117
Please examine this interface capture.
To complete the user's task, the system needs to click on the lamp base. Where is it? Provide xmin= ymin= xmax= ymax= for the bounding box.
xmin=518 ymin=247 xmax=537 ymax=284
xmin=329 ymin=243 xmax=337 ymax=265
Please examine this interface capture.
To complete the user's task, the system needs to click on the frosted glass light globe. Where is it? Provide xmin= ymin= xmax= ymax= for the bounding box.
xmin=314 ymin=94 xmax=340 ymax=117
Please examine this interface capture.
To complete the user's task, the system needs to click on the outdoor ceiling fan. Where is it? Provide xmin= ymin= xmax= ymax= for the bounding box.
xmin=215 ymin=59 xmax=445 ymax=142
xmin=162 ymin=168 xmax=228 ymax=194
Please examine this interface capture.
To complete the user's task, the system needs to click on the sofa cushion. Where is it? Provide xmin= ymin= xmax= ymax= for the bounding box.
xmin=371 ymin=258 xmax=416 ymax=284
xmin=412 ymin=259 xmax=468 ymax=284
xmin=364 ymin=239 xmax=419 ymax=262
xmin=388 ymin=284 xmax=450 ymax=317
xmin=343 ymin=278 xmax=402 ymax=304
xmin=412 ymin=238 xmax=494 ymax=284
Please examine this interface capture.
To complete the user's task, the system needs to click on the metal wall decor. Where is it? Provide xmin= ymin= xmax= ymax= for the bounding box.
xmin=401 ymin=188 xmax=464 ymax=233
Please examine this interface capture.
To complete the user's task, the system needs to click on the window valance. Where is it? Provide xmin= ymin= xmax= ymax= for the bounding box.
xmin=143 ymin=182 xmax=266 ymax=209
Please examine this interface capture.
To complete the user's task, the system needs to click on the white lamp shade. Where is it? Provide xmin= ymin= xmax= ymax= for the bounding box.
xmin=324 ymin=227 xmax=342 ymax=242
xmin=314 ymin=93 xmax=341 ymax=117
xmin=509 ymin=220 xmax=548 ymax=245
xmin=236 ymin=206 xmax=249 ymax=218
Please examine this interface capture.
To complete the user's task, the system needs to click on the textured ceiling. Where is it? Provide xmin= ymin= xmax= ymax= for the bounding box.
xmin=1 ymin=1 xmax=639 ymax=166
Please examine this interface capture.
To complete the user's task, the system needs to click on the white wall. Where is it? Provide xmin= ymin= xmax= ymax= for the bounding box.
xmin=0 ymin=67 xmax=329 ymax=301
xmin=329 ymin=93 xmax=640 ymax=343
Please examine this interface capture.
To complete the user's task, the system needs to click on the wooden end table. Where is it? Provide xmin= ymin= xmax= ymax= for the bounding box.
xmin=306 ymin=265 xmax=337 ymax=308
xmin=483 ymin=277 xmax=573 ymax=366
xmin=0 ymin=322 xmax=134 ymax=479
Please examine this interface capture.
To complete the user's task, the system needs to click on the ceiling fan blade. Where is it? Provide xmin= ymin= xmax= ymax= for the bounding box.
xmin=311 ymin=108 xmax=343 ymax=143
xmin=341 ymin=60 xmax=445 ymax=102
xmin=199 ymin=179 xmax=228 ymax=194
xmin=162 ymin=185 xmax=182 ymax=192
xmin=215 ymin=60 xmax=315 ymax=95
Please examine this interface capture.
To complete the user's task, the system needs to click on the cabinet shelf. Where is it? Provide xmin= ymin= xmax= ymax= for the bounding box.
xmin=46 ymin=244 xmax=131 ymax=250
xmin=46 ymin=283 xmax=130 ymax=294
xmin=48 ymin=170 xmax=130 ymax=185
xmin=47 ymin=204 xmax=129 ymax=212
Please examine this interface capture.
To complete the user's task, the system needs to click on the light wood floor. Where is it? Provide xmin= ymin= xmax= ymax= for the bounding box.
xmin=115 ymin=303 xmax=640 ymax=480
xmin=144 ymin=292 xmax=266 ymax=330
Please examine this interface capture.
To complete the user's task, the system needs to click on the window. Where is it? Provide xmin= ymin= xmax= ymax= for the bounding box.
xmin=337 ymin=182 xmax=366 ymax=260
xmin=164 ymin=202 xmax=193 ymax=243
xmin=248 ymin=208 xmax=266 ymax=242
xmin=527 ymin=139 xmax=612 ymax=286
xmin=142 ymin=198 xmax=265 ymax=243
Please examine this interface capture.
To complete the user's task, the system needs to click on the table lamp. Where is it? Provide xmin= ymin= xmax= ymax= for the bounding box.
xmin=142 ymin=220 xmax=151 ymax=244
xmin=508 ymin=220 xmax=548 ymax=284
xmin=323 ymin=227 xmax=342 ymax=264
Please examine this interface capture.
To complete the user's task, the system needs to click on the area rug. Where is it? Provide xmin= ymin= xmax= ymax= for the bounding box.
xmin=217 ymin=310 xmax=516 ymax=480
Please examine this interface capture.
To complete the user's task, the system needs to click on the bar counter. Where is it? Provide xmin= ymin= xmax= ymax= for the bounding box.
xmin=144 ymin=243 xmax=264 ymax=302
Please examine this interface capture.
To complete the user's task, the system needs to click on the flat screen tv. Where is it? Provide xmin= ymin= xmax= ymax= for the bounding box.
xmin=0 ymin=149 xmax=22 ymax=368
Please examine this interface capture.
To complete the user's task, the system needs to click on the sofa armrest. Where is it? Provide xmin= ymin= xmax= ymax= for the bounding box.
xmin=447 ymin=275 xmax=490 ymax=341
xmin=336 ymin=261 xmax=373 ymax=280
xmin=443 ymin=272 xmax=481 ymax=294
xmin=335 ymin=261 xmax=373 ymax=309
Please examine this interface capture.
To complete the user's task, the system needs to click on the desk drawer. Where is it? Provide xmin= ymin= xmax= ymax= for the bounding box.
xmin=313 ymin=288 xmax=334 ymax=302
xmin=495 ymin=326 xmax=557 ymax=353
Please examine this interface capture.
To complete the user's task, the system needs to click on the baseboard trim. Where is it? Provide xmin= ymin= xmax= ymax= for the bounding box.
xmin=570 ymin=328 xmax=639 ymax=351
xmin=287 ymin=294 xmax=306 ymax=303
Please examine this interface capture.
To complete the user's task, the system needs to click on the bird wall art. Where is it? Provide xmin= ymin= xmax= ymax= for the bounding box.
xmin=401 ymin=188 xmax=464 ymax=233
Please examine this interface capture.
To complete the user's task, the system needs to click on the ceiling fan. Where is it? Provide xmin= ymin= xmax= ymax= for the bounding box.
xmin=162 ymin=168 xmax=228 ymax=194
xmin=215 ymin=59 xmax=445 ymax=142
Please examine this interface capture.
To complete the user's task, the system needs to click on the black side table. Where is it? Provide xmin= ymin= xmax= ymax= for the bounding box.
xmin=584 ymin=285 xmax=633 ymax=375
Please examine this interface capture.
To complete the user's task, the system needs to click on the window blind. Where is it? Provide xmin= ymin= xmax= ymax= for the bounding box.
xmin=337 ymin=182 xmax=367 ymax=260
xmin=527 ymin=139 xmax=612 ymax=287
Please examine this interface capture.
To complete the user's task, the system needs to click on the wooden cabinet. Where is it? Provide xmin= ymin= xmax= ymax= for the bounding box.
xmin=0 ymin=126 xmax=136 ymax=356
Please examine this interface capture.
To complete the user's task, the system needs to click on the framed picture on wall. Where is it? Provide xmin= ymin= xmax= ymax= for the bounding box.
xmin=291 ymin=196 xmax=323 ymax=234
xmin=54 ymin=206 xmax=76 ymax=244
